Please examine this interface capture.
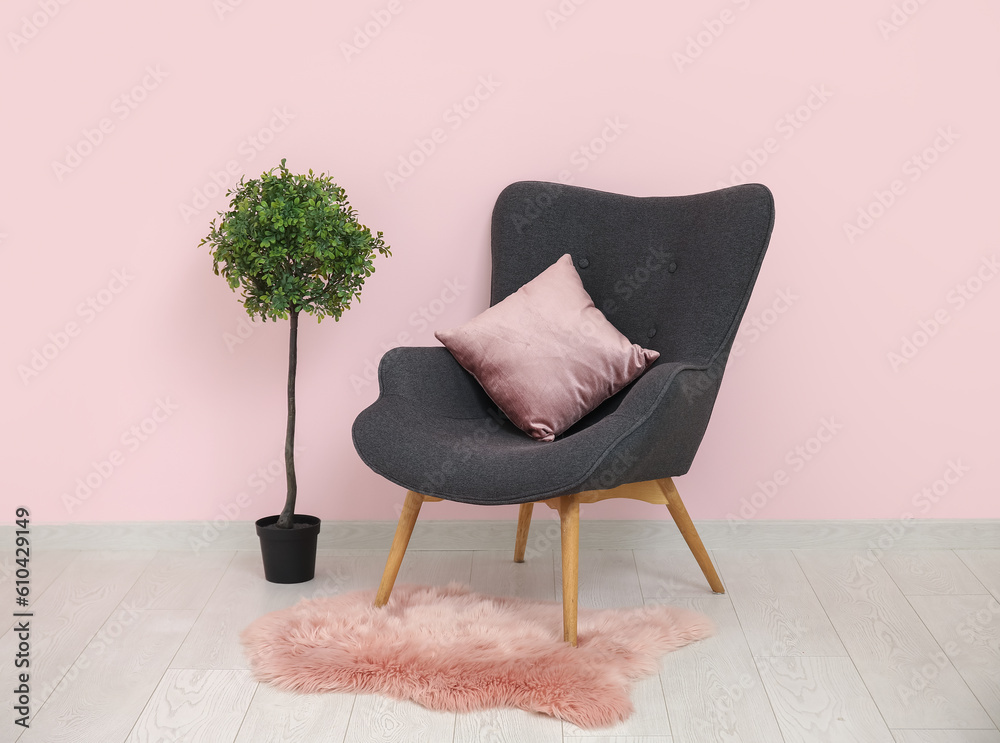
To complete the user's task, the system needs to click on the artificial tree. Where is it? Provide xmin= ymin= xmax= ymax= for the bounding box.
xmin=201 ymin=159 xmax=389 ymax=529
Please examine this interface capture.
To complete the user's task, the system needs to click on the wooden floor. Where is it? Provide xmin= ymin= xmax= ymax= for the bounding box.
xmin=1 ymin=546 xmax=999 ymax=742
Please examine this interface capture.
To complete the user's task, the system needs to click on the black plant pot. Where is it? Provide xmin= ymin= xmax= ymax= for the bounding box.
xmin=255 ymin=514 xmax=321 ymax=584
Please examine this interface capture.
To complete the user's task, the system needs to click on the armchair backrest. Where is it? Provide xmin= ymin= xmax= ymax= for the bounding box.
xmin=490 ymin=182 xmax=775 ymax=367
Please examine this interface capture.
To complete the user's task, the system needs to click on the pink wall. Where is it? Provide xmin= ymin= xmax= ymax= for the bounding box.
xmin=4 ymin=0 xmax=998 ymax=524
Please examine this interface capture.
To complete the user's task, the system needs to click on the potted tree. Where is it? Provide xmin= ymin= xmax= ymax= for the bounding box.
xmin=201 ymin=158 xmax=390 ymax=583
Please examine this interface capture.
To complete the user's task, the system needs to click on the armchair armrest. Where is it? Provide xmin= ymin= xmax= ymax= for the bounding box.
xmin=578 ymin=358 xmax=729 ymax=486
xmin=376 ymin=346 xmax=494 ymax=419
xmin=613 ymin=361 xmax=720 ymax=423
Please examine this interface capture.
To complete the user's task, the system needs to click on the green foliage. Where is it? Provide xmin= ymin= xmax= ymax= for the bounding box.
xmin=200 ymin=158 xmax=390 ymax=322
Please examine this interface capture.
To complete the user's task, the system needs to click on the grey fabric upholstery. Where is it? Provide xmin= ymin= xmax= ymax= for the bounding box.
xmin=352 ymin=182 xmax=774 ymax=505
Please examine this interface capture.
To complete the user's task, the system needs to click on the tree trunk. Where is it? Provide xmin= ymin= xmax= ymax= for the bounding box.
xmin=276 ymin=309 xmax=298 ymax=528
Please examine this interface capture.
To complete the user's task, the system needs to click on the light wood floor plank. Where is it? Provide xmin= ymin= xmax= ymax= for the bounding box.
xmin=755 ymin=656 xmax=894 ymax=742
xmin=344 ymin=693 xmax=455 ymax=743
xmin=0 ymin=551 xmax=153 ymax=705
xmin=714 ymin=548 xmax=809 ymax=592
xmin=634 ymin=548 xmax=725 ymax=599
xmin=395 ymin=549 xmax=475 ymax=589
xmin=907 ymin=594 xmax=1000 ymax=728
xmin=878 ymin=551 xmax=989 ymax=596
xmin=795 ymin=550 xmax=993 ymax=729
xmin=956 ymin=551 xmax=1000 ymax=603
xmin=125 ymin=669 xmax=256 ymax=742
xmin=17 ymin=609 xmax=198 ymax=743
xmin=571 ymin=737 xmax=674 ymax=743
xmin=714 ymin=550 xmax=847 ymax=657
xmin=234 ymin=685 xmax=354 ymax=743
xmin=739 ymin=592 xmax=847 ymax=659
xmin=891 ymin=731 xmax=1000 ymax=742
xmin=560 ymin=550 xmax=644 ymax=608
xmin=511 ymin=508 xmax=562 ymax=563
xmin=0 ymin=550 xmax=77 ymax=634
xmin=469 ymin=549 xmax=556 ymax=602
xmin=302 ymin=550 xmax=398 ymax=601
xmin=170 ymin=551 xmax=297 ymax=672
xmin=121 ymin=550 xmax=235 ymax=611
xmin=454 ymin=706 xmax=564 ymax=743
xmin=171 ymin=550 xmax=384 ymax=671
xmin=654 ymin=596 xmax=784 ymax=743
xmin=560 ymin=550 xmax=671 ymax=738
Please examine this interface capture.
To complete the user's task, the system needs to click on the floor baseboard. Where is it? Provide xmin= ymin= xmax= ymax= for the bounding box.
xmin=5 ymin=518 xmax=999 ymax=552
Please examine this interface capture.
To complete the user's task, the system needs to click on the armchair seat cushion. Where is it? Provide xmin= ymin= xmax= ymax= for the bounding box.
xmin=354 ymin=395 xmax=628 ymax=504
xmin=351 ymin=347 xmax=714 ymax=505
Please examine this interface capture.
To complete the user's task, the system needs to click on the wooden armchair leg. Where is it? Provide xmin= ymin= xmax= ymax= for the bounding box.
xmin=514 ymin=503 xmax=534 ymax=563
xmin=658 ymin=479 xmax=725 ymax=594
xmin=374 ymin=491 xmax=425 ymax=607
xmin=558 ymin=495 xmax=580 ymax=646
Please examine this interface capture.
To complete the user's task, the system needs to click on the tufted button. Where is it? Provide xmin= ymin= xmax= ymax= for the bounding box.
xmin=667 ymin=261 xmax=677 ymax=273
xmin=577 ymin=258 xmax=589 ymax=269
xmin=647 ymin=327 xmax=656 ymax=338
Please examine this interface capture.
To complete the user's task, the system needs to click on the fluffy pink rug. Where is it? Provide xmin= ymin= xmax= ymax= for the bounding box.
xmin=241 ymin=583 xmax=712 ymax=727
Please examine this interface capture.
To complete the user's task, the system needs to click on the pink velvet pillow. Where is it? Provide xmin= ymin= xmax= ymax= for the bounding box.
xmin=435 ymin=254 xmax=659 ymax=441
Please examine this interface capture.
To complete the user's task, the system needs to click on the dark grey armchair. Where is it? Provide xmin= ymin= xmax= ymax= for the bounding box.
xmin=352 ymin=181 xmax=775 ymax=645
